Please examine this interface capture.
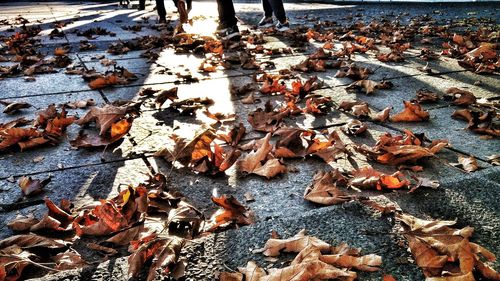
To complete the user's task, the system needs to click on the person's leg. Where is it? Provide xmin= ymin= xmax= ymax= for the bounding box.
xmin=216 ymin=0 xmax=237 ymax=28
xmin=262 ymin=0 xmax=273 ymax=18
xmin=173 ymin=0 xmax=188 ymax=23
xmin=267 ymin=0 xmax=286 ymax=23
xmin=156 ymin=0 xmax=167 ymax=21
xmin=138 ymin=0 xmax=146 ymax=10
xmin=185 ymin=0 xmax=192 ymax=12
xmin=258 ymin=0 xmax=274 ymax=27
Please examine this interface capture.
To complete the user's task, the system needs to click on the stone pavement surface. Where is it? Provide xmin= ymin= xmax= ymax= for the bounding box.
xmin=0 ymin=1 xmax=499 ymax=280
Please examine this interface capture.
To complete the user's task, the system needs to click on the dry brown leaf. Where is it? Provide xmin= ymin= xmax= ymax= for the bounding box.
xmin=7 ymin=214 xmax=39 ymax=232
xmin=371 ymin=107 xmax=391 ymax=122
xmin=342 ymin=119 xmax=367 ymax=135
xmin=248 ymin=101 xmax=290 ymax=132
xmin=206 ymin=195 xmax=255 ymax=232
xmin=453 ymin=155 xmax=479 ymax=173
xmin=0 ymin=101 xmax=32 ymax=114
xmin=304 ymin=170 xmax=354 ymax=205
xmin=18 ymin=176 xmax=51 ymax=196
xmin=255 ymin=229 xmax=331 ymax=257
xmin=445 ymin=88 xmax=477 ymax=106
xmin=53 ymin=250 xmax=87 ymax=270
xmin=349 ymin=167 xmax=410 ymax=190
xmin=416 ymin=89 xmax=439 ymax=103
xmin=390 ymin=101 xmax=430 ymax=122
xmin=397 ymin=213 xmax=499 ymax=280
xmin=128 ymin=235 xmax=185 ymax=281
xmin=238 ymin=133 xmax=287 ymax=178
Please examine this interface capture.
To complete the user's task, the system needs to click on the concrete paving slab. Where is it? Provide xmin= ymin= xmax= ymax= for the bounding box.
xmin=0 ymin=72 xmax=92 ymax=99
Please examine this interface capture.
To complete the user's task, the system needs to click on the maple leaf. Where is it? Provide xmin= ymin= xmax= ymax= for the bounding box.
xmin=397 ymin=213 xmax=499 ymax=280
xmin=356 ymin=130 xmax=448 ymax=165
xmin=7 ymin=214 xmax=39 ymax=232
xmin=349 ymin=167 xmax=410 ymax=191
xmin=218 ymin=123 xmax=246 ymax=147
xmin=248 ymin=101 xmax=290 ymax=132
xmin=128 ymin=235 xmax=185 ymax=281
xmin=415 ymin=89 xmax=439 ymax=103
xmin=292 ymin=58 xmax=326 ymax=72
xmin=451 ymin=109 xmax=499 ymax=137
xmin=18 ymin=176 xmax=51 ymax=197
xmin=452 ymin=155 xmax=480 ymax=173
xmin=306 ymin=131 xmax=348 ymax=164
xmin=53 ymin=250 xmax=87 ymax=270
xmin=154 ymin=87 xmax=178 ymax=108
xmin=71 ymin=117 xmax=133 ymax=148
xmin=73 ymin=186 xmax=147 ymax=236
xmin=338 ymin=100 xmax=371 ymax=117
xmin=304 ymin=170 xmax=354 ymax=205
xmin=290 ymin=76 xmax=320 ymax=98
xmin=273 ymin=127 xmax=311 ymax=158
xmin=371 ymin=107 xmax=391 ymax=122
xmin=236 ymin=230 xmax=382 ymax=281
xmin=0 ymin=127 xmax=48 ymax=151
xmin=238 ymin=133 xmax=287 ymax=178
xmin=304 ymin=96 xmax=332 ymax=115
xmin=155 ymin=126 xmax=217 ymax=166
xmin=342 ymin=119 xmax=367 ymax=135
xmin=346 ymin=80 xmax=393 ymax=95
xmin=445 ymin=88 xmax=477 ymax=106
xmin=0 ymin=101 xmax=31 ymax=114
xmin=260 ymin=74 xmax=286 ymax=95
xmin=390 ymin=101 xmax=430 ymax=122
xmin=335 ymin=64 xmax=372 ymax=80
xmin=76 ymin=103 xmax=137 ymax=136
xmin=255 ymin=229 xmax=331 ymax=257
xmin=206 ymin=195 xmax=255 ymax=232
xmin=377 ymin=50 xmax=405 ymax=62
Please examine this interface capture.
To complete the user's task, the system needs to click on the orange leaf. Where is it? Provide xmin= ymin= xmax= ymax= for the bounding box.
xmin=390 ymin=101 xmax=429 ymax=122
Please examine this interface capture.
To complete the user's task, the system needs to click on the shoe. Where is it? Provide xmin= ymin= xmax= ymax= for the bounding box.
xmin=276 ymin=20 xmax=290 ymax=32
xmin=159 ymin=17 xmax=167 ymax=24
xmin=258 ymin=16 xmax=274 ymax=28
xmin=217 ymin=25 xmax=240 ymax=41
xmin=177 ymin=0 xmax=188 ymax=24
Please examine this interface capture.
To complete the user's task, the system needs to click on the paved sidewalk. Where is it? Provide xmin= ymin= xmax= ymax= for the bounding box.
xmin=0 ymin=1 xmax=499 ymax=280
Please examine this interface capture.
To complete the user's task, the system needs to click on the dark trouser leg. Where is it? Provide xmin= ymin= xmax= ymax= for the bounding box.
xmin=262 ymin=0 xmax=273 ymax=17
xmin=156 ymin=0 xmax=166 ymax=19
xmin=267 ymin=0 xmax=286 ymax=22
xmin=139 ymin=0 xmax=145 ymax=9
xmin=216 ymin=0 xmax=237 ymax=27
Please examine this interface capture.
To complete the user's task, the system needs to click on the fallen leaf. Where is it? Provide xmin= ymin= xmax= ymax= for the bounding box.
xmin=206 ymin=195 xmax=255 ymax=232
xmin=349 ymin=167 xmax=410 ymax=190
xmin=7 ymin=214 xmax=39 ymax=232
xmin=415 ymin=89 xmax=439 ymax=103
xmin=453 ymin=155 xmax=479 ymax=173
xmin=390 ymin=101 xmax=430 ymax=122
xmin=304 ymin=170 xmax=354 ymax=205
xmin=18 ymin=176 xmax=51 ymax=196
xmin=445 ymin=88 xmax=477 ymax=106
xmin=128 ymin=235 xmax=185 ymax=281
xmin=397 ymin=213 xmax=499 ymax=280
xmin=342 ymin=119 xmax=367 ymax=135
xmin=0 ymin=101 xmax=32 ymax=114
xmin=248 ymin=101 xmax=290 ymax=132
xmin=371 ymin=107 xmax=391 ymax=122
xmin=255 ymin=229 xmax=331 ymax=257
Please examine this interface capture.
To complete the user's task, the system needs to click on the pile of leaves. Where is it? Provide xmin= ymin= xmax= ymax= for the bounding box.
xmin=220 ymin=229 xmax=382 ymax=281
xmin=1 ymin=173 xmax=204 ymax=281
